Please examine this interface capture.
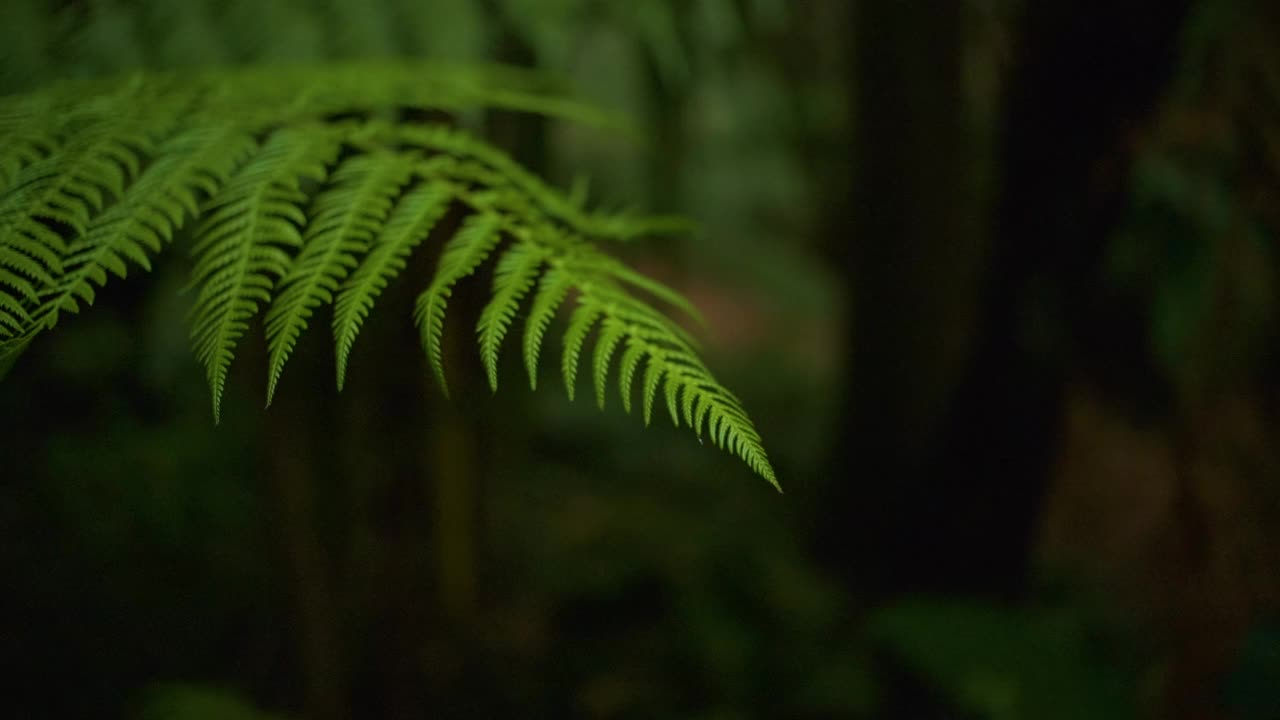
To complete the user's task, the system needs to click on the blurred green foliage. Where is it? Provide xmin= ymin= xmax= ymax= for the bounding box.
xmin=139 ymin=685 xmax=286 ymax=720
xmin=1107 ymin=0 xmax=1280 ymax=400
xmin=870 ymin=602 xmax=1140 ymax=719
xmin=1224 ymin=623 xmax=1280 ymax=719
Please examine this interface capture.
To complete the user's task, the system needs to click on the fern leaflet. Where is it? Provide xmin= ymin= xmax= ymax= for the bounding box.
xmin=189 ymin=125 xmax=347 ymax=421
xmin=477 ymin=238 xmax=545 ymax=392
xmin=265 ymin=150 xmax=414 ymax=404
xmin=616 ymin=337 xmax=647 ymax=415
xmin=413 ymin=212 xmax=505 ymax=397
xmin=333 ymin=180 xmax=452 ymax=390
xmin=560 ymin=302 xmax=603 ymax=403
xmin=36 ymin=127 xmax=257 ymax=331
xmin=522 ymin=264 xmax=573 ymax=390
xmin=592 ymin=317 xmax=627 ymax=411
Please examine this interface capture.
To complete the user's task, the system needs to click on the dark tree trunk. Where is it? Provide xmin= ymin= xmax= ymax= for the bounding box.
xmin=821 ymin=0 xmax=989 ymax=592
xmin=823 ymin=0 xmax=1192 ymax=595
xmin=267 ymin=378 xmax=349 ymax=720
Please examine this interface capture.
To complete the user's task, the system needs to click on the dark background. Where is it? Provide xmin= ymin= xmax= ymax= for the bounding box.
xmin=2 ymin=1 xmax=1279 ymax=718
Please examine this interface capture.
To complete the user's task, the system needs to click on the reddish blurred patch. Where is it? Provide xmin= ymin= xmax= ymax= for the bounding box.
xmin=1039 ymin=384 xmax=1280 ymax=718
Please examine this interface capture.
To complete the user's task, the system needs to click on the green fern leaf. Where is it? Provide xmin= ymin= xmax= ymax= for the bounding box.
xmin=477 ymin=239 xmax=545 ymax=392
xmin=34 ymin=127 xmax=257 ymax=333
xmin=679 ymin=367 xmax=700 ymax=429
xmin=522 ymin=263 xmax=572 ymax=390
xmin=547 ymin=274 xmax=777 ymax=487
xmin=265 ymin=150 xmax=414 ymax=404
xmin=591 ymin=316 xmax=627 ymax=410
xmin=0 ymin=63 xmax=780 ymax=487
xmin=9 ymin=127 xmax=148 ymax=235
xmin=0 ymin=117 xmax=58 ymax=196
xmin=389 ymin=124 xmax=692 ymax=244
xmin=570 ymin=251 xmax=703 ymax=324
xmin=616 ymin=337 xmax=647 ymax=414
xmin=640 ymin=355 xmax=665 ymax=426
xmin=560 ymin=302 xmax=603 ymax=402
xmin=0 ymin=240 xmax=56 ymax=299
xmin=333 ymin=180 xmax=453 ymax=390
xmin=569 ymin=275 xmax=702 ymax=350
xmin=662 ymin=360 xmax=777 ymax=489
xmin=0 ymin=129 xmax=146 ymax=336
xmin=0 ymin=289 xmax=31 ymax=335
xmin=694 ymin=390 xmax=713 ymax=438
xmin=189 ymin=125 xmax=346 ymax=421
xmin=414 ymin=212 xmax=504 ymax=396
xmin=0 ymin=276 xmax=35 ymax=337
xmin=662 ymin=357 xmax=682 ymax=427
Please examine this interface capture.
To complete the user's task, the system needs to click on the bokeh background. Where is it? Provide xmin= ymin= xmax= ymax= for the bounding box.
xmin=3 ymin=1 xmax=1280 ymax=718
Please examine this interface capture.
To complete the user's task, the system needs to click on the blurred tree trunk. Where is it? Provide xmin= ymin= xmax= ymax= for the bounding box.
xmin=267 ymin=379 xmax=349 ymax=720
xmin=823 ymin=1 xmax=993 ymax=592
xmin=825 ymin=0 xmax=1191 ymax=594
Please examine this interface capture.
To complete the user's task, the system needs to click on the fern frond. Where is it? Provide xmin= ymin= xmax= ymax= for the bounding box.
xmin=0 ymin=130 xmax=146 ymax=333
xmin=560 ymin=302 xmax=603 ymax=403
xmin=34 ymin=127 xmax=257 ymax=332
xmin=591 ymin=317 xmax=627 ymax=410
xmin=540 ymin=247 xmax=777 ymax=485
xmin=189 ymin=125 xmax=347 ymax=421
xmin=616 ymin=337 xmax=647 ymax=415
xmin=0 ymin=286 xmax=31 ymax=334
xmin=333 ymin=180 xmax=453 ymax=390
xmin=640 ymin=354 xmax=665 ymax=426
xmin=638 ymin=344 xmax=777 ymax=488
xmin=19 ymin=127 xmax=149 ymax=233
xmin=385 ymin=124 xmax=694 ymax=243
xmin=663 ymin=355 xmax=683 ymax=427
xmin=565 ymin=250 xmax=704 ymax=325
xmin=477 ymin=238 xmax=545 ymax=391
xmin=0 ymin=77 xmax=206 ymax=339
xmin=414 ymin=212 xmax=505 ymax=397
xmin=479 ymin=232 xmax=778 ymax=487
xmin=522 ymin=264 xmax=572 ymax=390
xmin=265 ymin=150 xmax=414 ymax=404
xmin=0 ymin=112 xmax=59 ymax=196
xmin=581 ymin=282 xmax=702 ymax=351
xmin=0 ymin=63 xmax=778 ymax=487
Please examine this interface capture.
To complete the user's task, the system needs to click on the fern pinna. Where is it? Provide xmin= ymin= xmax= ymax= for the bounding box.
xmin=0 ymin=62 xmax=778 ymax=489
